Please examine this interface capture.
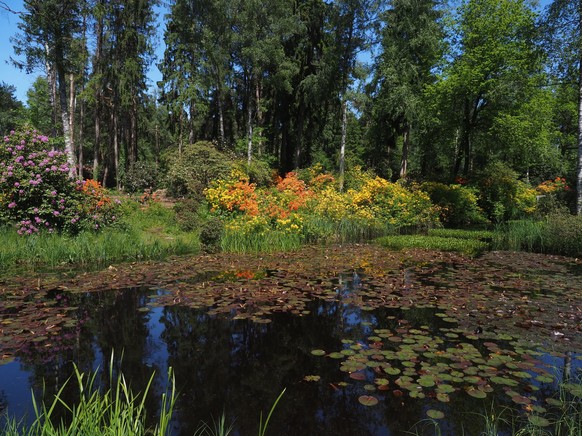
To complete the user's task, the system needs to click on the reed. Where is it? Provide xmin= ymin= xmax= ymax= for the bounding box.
xmin=376 ymin=235 xmax=488 ymax=256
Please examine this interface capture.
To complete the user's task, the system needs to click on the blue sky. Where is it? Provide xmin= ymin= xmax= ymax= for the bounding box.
xmin=1 ymin=0 xmax=553 ymax=105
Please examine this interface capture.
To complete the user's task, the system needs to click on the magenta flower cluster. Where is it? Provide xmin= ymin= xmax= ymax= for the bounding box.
xmin=1 ymin=129 xmax=121 ymax=234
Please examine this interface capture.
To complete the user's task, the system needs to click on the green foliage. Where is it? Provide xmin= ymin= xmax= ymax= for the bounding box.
xmin=0 ymin=129 xmax=119 ymax=234
xmin=0 ymin=82 xmax=24 ymax=135
xmin=474 ymin=162 xmax=537 ymax=222
xmin=173 ymin=198 xmax=202 ymax=232
xmin=200 ymin=216 xmax=224 ymax=253
xmin=164 ymin=141 xmax=232 ymax=200
xmin=421 ymin=182 xmax=488 ymax=227
xmin=375 ymin=235 xmax=489 ymax=257
xmin=123 ymin=161 xmax=159 ymax=193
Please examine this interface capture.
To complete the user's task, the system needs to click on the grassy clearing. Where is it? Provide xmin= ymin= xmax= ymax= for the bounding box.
xmin=375 ymin=235 xmax=489 ymax=256
xmin=0 ymin=200 xmax=199 ymax=273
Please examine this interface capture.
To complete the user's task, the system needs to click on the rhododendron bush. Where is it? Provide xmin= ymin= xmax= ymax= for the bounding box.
xmin=0 ymin=129 xmax=119 ymax=234
xmin=205 ymin=167 xmax=439 ymax=241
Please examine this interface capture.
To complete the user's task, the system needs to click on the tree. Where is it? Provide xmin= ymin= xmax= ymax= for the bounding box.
xmin=544 ymin=0 xmax=582 ymax=213
xmin=435 ymin=0 xmax=543 ymax=178
xmin=0 ymin=82 xmax=24 ymax=135
xmin=367 ymin=0 xmax=443 ymax=180
xmin=12 ymin=0 xmax=83 ymax=177
xmin=26 ymin=76 xmax=55 ymax=135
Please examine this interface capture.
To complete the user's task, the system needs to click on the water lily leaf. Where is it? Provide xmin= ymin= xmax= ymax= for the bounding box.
xmin=358 ymin=395 xmax=379 ymax=406
xmin=436 ymin=392 xmax=450 ymax=403
xmin=527 ymin=415 xmax=550 ymax=427
xmin=511 ymin=395 xmax=531 ymax=405
xmin=329 ymin=352 xmax=345 ymax=359
xmin=364 ymin=384 xmax=376 ymax=392
xmin=426 ymin=409 xmax=444 ymax=419
xmin=466 ymin=388 xmax=487 ymax=399
xmin=349 ymin=372 xmax=366 ymax=381
xmin=563 ymin=383 xmax=582 ymax=398
xmin=303 ymin=375 xmax=320 ymax=382
xmin=311 ymin=349 xmax=326 ymax=356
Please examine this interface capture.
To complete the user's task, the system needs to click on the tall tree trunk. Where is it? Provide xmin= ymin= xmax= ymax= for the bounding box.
xmin=56 ymin=61 xmax=75 ymax=178
xmin=400 ymin=125 xmax=410 ymax=179
xmin=577 ymin=4 xmax=582 ymax=214
xmin=69 ymin=73 xmax=76 ymax=178
xmin=217 ymin=88 xmax=225 ymax=148
xmin=339 ymin=98 xmax=347 ymax=192
xmin=129 ymin=95 xmax=138 ymax=165
xmin=188 ymin=101 xmax=195 ymax=144
xmin=44 ymin=43 xmax=58 ymax=138
xmin=255 ymin=78 xmax=263 ymax=156
xmin=78 ymin=98 xmax=84 ymax=179
xmin=92 ymin=10 xmax=103 ymax=180
xmin=112 ymin=103 xmax=120 ymax=189
xmin=247 ymin=77 xmax=253 ymax=165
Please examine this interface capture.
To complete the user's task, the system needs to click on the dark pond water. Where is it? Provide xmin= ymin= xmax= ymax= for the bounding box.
xmin=1 ymin=246 xmax=581 ymax=435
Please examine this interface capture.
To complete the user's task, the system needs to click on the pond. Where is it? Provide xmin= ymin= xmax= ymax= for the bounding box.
xmin=1 ymin=245 xmax=581 ymax=435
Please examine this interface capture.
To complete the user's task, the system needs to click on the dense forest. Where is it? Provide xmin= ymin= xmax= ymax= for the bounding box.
xmin=1 ymin=0 xmax=581 ymax=213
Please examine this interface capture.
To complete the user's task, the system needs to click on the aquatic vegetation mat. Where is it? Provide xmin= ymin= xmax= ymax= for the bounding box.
xmin=1 ymin=245 xmax=581 ymax=433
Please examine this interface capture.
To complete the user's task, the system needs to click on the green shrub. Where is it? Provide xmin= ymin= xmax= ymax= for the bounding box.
xmin=173 ymin=198 xmax=201 ymax=231
xmin=421 ymin=182 xmax=488 ymax=227
xmin=200 ymin=216 xmax=224 ymax=252
xmin=473 ymin=162 xmax=536 ymax=222
xmin=164 ymin=141 xmax=231 ymax=200
xmin=123 ymin=161 xmax=159 ymax=193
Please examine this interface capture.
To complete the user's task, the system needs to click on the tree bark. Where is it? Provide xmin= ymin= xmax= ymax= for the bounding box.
xmin=577 ymin=0 xmax=582 ymax=214
xmin=400 ymin=125 xmax=410 ymax=179
xmin=339 ymin=98 xmax=347 ymax=192
xmin=69 ymin=73 xmax=77 ymax=178
xmin=247 ymin=75 xmax=253 ymax=165
xmin=56 ymin=60 xmax=75 ymax=178
xmin=44 ymin=43 xmax=58 ymax=138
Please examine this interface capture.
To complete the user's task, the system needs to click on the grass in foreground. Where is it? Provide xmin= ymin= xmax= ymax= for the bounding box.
xmin=0 ymin=200 xmax=199 ymax=273
xmin=2 ymin=358 xmax=176 ymax=436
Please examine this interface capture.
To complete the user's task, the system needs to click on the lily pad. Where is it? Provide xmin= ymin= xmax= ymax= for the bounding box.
xmin=311 ymin=349 xmax=326 ymax=356
xmin=358 ymin=395 xmax=379 ymax=407
xmin=527 ymin=415 xmax=550 ymax=427
xmin=426 ymin=409 xmax=444 ymax=419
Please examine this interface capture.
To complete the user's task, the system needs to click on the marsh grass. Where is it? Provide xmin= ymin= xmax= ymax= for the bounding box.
xmin=375 ymin=235 xmax=489 ymax=256
xmin=2 ymin=357 xmax=177 ymax=436
xmin=220 ymin=228 xmax=302 ymax=253
xmin=493 ymin=214 xmax=582 ymax=257
xmin=0 ymin=200 xmax=199 ymax=273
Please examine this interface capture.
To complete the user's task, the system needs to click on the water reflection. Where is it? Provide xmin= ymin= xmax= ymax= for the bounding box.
xmin=1 ymin=277 xmax=581 ymax=435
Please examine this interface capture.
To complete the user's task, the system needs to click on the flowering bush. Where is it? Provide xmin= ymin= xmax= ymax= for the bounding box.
xmin=536 ymin=177 xmax=570 ymax=194
xmin=0 ymin=129 xmax=120 ymax=234
xmin=206 ymin=166 xmax=440 ymax=244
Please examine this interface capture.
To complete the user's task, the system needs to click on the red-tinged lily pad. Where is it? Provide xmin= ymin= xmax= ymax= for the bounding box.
xmin=349 ymin=372 xmax=366 ymax=381
xmin=311 ymin=349 xmax=326 ymax=356
xmin=426 ymin=409 xmax=444 ymax=419
xmin=358 ymin=395 xmax=379 ymax=406
xmin=527 ymin=415 xmax=550 ymax=427
xmin=511 ymin=395 xmax=531 ymax=405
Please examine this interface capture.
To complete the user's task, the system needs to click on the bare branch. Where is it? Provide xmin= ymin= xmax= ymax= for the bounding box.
xmin=0 ymin=1 xmax=22 ymax=15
